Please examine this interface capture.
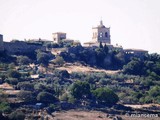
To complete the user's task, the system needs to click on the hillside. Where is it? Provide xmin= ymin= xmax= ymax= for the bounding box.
xmin=56 ymin=62 xmax=120 ymax=74
xmin=0 ymin=44 xmax=160 ymax=119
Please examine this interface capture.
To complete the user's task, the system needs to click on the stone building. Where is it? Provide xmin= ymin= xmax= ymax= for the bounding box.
xmin=124 ymin=48 xmax=148 ymax=58
xmin=52 ymin=32 xmax=66 ymax=43
xmin=92 ymin=20 xmax=111 ymax=44
xmin=0 ymin=34 xmax=4 ymax=51
xmin=83 ymin=20 xmax=112 ymax=48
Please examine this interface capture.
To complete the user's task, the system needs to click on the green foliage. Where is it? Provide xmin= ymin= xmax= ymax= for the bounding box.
xmin=37 ymin=51 xmax=50 ymax=65
xmin=93 ymin=87 xmax=119 ymax=105
xmin=148 ymin=86 xmax=160 ymax=97
xmin=9 ymin=110 xmax=25 ymax=120
xmin=53 ymin=69 xmax=70 ymax=78
xmin=99 ymin=42 xmax=103 ymax=48
xmin=99 ymin=78 xmax=111 ymax=85
xmin=0 ymin=91 xmax=8 ymax=102
xmin=0 ymin=102 xmax=11 ymax=113
xmin=123 ymin=58 xmax=144 ymax=75
xmin=53 ymin=56 xmax=64 ymax=66
xmin=17 ymin=82 xmax=34 ymax=91
xmin=17 ymin=91 xmax=34 ymax=102
xmin=5 ymin=78 xmax=18 ymax=85
xmin=37 ymin=92 xmax=56 ymax=103
xmin=48 ymin=104 xmax=56 ymax=112
xmin=103 ymin=44 xmax=109 ymax=54
xmin=68 ymin=95 xmax=77 ymax=104
xmin=123 ymin=53 xmax=160 ymax=78
xmin=95 ymin=48 xmax=105 ymax=67
xmin=70 ymin=81 xmax=91 ymax=99
xmin=8 ymin=70 xmax=21 ymax=79
xmin=16 ymin=56 xmax=31 ymax=65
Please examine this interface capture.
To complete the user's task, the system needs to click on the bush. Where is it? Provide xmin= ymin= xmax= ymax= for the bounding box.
xmin=93 ymin=87 xmax=119 ymax=105
xmin=37 ymin=92 xmax=57 ymax=103
xmin=70 ymin=81 xmax=91 ymax=99
xmin=0 ymin=102 xmax=11 ymax=113
xmin=17 ymin=91 xmax=34 ymax=102
xmin=8 ymin=70 xmax=21 ymax=79
xmin=9 ymin=110 xmax=25 ymax=120
xmin=17 ymin=56 xmax=31 ymax=65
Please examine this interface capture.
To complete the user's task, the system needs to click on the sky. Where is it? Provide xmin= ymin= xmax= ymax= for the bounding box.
xmin=0 ymin=0 xmax=160 ymax=53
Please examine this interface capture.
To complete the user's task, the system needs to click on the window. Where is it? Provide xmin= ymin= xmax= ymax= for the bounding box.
xmin=100 ymin=32 xmax=103 ymax=37
xmin=105 ymin=32 xmax=108 ymax=37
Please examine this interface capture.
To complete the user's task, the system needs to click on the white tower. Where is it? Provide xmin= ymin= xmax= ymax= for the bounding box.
xmin=92 ymin=20 xmax=111 ymax=44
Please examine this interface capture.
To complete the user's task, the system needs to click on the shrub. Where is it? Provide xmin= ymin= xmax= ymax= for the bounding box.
xmin=93 ymin=87 xmax=119 ymax=105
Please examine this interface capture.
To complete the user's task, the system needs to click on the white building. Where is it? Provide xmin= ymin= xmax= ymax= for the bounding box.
xmin=92 ymin=20 xmax=111 ymax=44
xmin=52 ymin=32 xmax=66 ymax=43
xmin=83 ymin=20 xmax=112 ymax=47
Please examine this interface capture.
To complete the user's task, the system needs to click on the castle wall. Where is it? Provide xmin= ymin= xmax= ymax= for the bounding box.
xmin=4 ymin=41 xmax=45 ymax=54
xmin=0 ymin=34 xmax=4 ymax=51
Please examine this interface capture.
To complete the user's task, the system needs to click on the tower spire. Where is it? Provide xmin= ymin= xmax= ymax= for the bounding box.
xmin=100 ymin=20 xmax=103 ymax=26
xmin=100 ymin=17 xmax=103 ymax=26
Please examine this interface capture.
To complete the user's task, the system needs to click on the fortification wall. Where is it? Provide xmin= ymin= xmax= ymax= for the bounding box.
xmin=3 ymin=41 xmax=45 ymax=54
xmin=0 ymin=34 xmax=4 ymax=51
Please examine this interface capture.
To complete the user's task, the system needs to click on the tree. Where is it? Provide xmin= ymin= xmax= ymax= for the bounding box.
xmin=0 ymin=102 xmax=11 ymax=113
xmin=95 ymin=48 xmax=105 ymax=67
xmin=17 ymin=82 xmax=34 ymax=91
xmin=93 ymin=87 xmax=119 ymax=105
xmin=53 ymin=69 xmax=69 ymax=78
xmin=103 ymin=44 xmax=109 ymax=54
xmin=37 ymin=52 xmax=50 ymax=65
xmin=148 ymin=86 xmax=160 ymax=98
xmin=17 ymin=91 xmax=34 ymax=102
xmin=5 ymin=78 xmax=18 ymax=85
xmin=99 ymin=42 xmax=103 ymax=48
xmin=8 ymin=70 xmax=21 ymax=79
xmin=53 ymin=56 xmax=64 ymax=66
xmin=37 ymin=92 xmax=56 ymax=103
xmin=70 ymin=81 xmax=91 ymax=99
xmin=17 ymin=56 xmax=31 ymax=65
xmin=9 ymin=110 xmax=25 ymax=120
xmin=123 ymin=58 xmax=144 ymax=75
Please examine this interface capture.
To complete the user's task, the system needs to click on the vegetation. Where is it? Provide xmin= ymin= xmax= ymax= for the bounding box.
xmin=93 ymin=87 xmax=119 ymax=105
xmin=70 ymin=81 xmax=91 ymax=99
xmin=0 ymin=42 xmax=160 ymax=119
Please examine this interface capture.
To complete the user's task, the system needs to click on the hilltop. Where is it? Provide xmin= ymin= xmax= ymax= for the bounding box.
xmin=0 ymin=41 xmax=160 ymax=119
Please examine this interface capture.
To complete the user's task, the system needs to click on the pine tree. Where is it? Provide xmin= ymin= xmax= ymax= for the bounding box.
xmin=99 ymin=42 xmax=103 ymax=48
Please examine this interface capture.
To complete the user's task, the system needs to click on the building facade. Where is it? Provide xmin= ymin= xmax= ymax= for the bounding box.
xmin=52 ymin=32 xmax=66 ymax=43
xmin=92 ymin=20 xmax=111 ymax=44
xmin=0 ymin=34 xmax=4 ymax=51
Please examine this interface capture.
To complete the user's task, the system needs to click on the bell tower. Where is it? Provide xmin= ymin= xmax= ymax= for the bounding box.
xmin=92 ymin=20 xmax=111 ymax=44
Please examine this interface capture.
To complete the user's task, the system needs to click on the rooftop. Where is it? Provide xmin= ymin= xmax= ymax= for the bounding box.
xmin=52 ymin=32 xmax=66 ymax=34
xmin=124 ymin=48 xmax=148 ymax=52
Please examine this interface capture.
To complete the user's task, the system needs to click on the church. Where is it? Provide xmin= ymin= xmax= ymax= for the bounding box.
xmin=92 ymin=20 xmax=111 ymax=44
xmin=83 ymin=20 xmax=148 ymax=57
xmin=83 ymin=20 xmax=117 ymax=49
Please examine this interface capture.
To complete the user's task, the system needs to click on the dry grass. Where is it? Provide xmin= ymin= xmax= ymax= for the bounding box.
xmin=56 ymin=64 xmax=119 ymax=74
xmin=52 ymin=110 xmax=160 ymax=120
xmin=53 ymin=110 xmax=110 ymax=120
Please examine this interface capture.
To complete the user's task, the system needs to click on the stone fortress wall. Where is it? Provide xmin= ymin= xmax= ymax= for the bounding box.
xmin=0 ymin=34 xmax=4 ymax=51
xmin=3 ymin=41 xmax=45 ymax=54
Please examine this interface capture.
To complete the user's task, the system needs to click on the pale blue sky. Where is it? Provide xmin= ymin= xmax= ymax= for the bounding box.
xmin=0 ymin=0 xmax=160 ymax=53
